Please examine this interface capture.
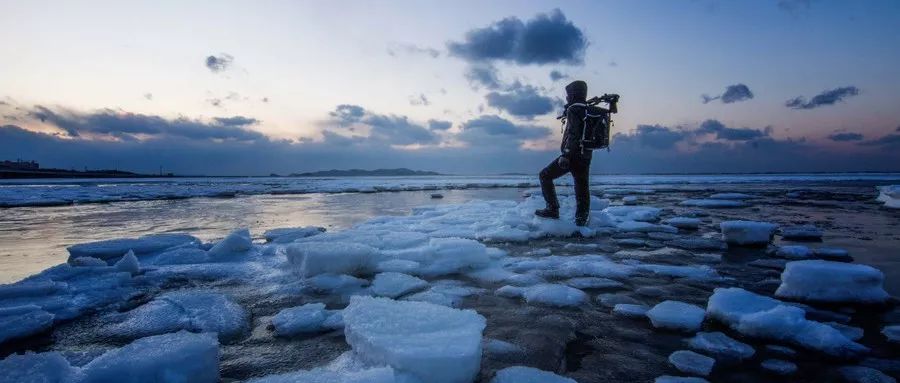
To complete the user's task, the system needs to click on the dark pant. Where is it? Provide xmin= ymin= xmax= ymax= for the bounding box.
xmin=539 ymin=155 xmax=592 ymax=217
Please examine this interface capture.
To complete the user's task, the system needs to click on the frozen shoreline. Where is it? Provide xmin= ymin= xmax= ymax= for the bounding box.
xmin=1 ymin=182 xmax=899 ymax=382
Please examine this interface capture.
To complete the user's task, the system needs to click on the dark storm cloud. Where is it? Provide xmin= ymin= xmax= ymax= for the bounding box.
xmin=457 ymin=115 xmax=550 ymax=144
xmin=427 ymin=119 xmax=452 ymax=131
xmin=447 ymin=9 xmax=587 ymax=65
xmin=326 ymin=105 xmax=438 ymax=145
xmin=485 ymin=83 xmax=555 ymax=119
xmin=827 ymin=132 xmax=864 ymax=142
xmin=702 ymin=84 xmax=753 ymax=104
xmin=205 ymin=53 xmax=234 ymax=73
xmin=696 ymin=119 xmax=770 ymax=141
xmin=786 ymin=86 xmax=860 ymax=110
xmin=464 ymin=63 xmax=502 ymax=90
xmin=28 ymin=105 xmax=265 ymax=142
xmin=386 ymin=43 xmax=440 ymax=58
xmin=859 ymin=134 xmax=900 ymax=149
xmin=549 ymin=70 xmax=568 ymax=81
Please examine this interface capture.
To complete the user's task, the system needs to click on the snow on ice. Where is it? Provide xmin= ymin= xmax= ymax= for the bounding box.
xmin=106 ymin=290 xmax=248 ymax=341
xmin=719 ymin=220 xmax=778 ymax=246
xmin=646 ymin=300 xmax=706 ymax=332
xmin=272 ymin=303 xmax=330 ymax=336
xmin=668 ymin=350 xmax=715 ymax=376
xmin=342 ymin=296 xmax=486 ymax=383
xmin=706 ymin=288 xmax=868 ymax=356
xmin=775 ymin=260 xmax=889 ymax=304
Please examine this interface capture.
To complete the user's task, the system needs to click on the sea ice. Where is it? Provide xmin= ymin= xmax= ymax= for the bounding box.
xmin=521 ymin=284 xmax=588 ymax=308
xmin=622 ymin=195 xmax=639 ymax=205
xmin=272 ymin=303 xmax=329 ymax=336
xmin=376 ymin=259 xmax=421 ymax=274
xmin=0 ymin=351 xmax=78 ymax=383
xmin=775 ymin=260 xmax=889 ymax=304
xmin=646 ymin=300 xmax=705 ymax=332
xmin=706 ymin=287 xmax=867 ymax=357
xmin=342 ymin=296 xmax=486 ymax=383
xmin=286 ymin=242 xmax=379 ymax=278
xmin=876 ymin=185 xmax=900 ymax=209
xmin=883 ymin=325 xmax=900 ymax=343
xmin=679 ymin=199 xmax=748 ymax=208
xmin=668 ymin=350 xmax=715 ymax=376
xmin=67 ymin=233 xmax=199 ymax=261
xmin=247 ymin=366 xmax=398 ymax=383
xmin=760 ymin=359 xmax=797 ymax=375
xmin=720 ymin=220 xmax=778 ymax=246
xmin=779 ymin=225 xmax=823 ymax=240
xmin=775 ymin=245 xmax=812 ymax=259
xmin=663 ymin=217 xmax=702 ymax=230
xmin=263 ymin=226 xmax=325 ymax=244
xmin=114 ymin=250 xmax=140 ymax=274
xmin=483 ymin=338 xmax=525 ymax=357
xmin=838 ymin=366 xmax=897 ymax=383
xmin=387 ymin=237 xmax=490 ymax=277
xmin=0 ymin=304 xmax=55 ymax=344
xmin=654 ymin=376 xmax=709 ymax=383
xmin=71 ymin=256 xmax=108 ymax=267
xmin=687 ymin=332 xmax=755 ymax=361
xmin=80 ymin=331 xmax=219 ymax=383
xmin=207 ymin=228 xmax=252 ymax=258
xmin=490 ymin=366 xmax=577 ymax=383
xmin=107 ymin=290 xmax=247 ymax=341
xmin=370 ymin=272 xmax=428 ymax=298
xmin=813 ymin=247 xmax=853 ymax=262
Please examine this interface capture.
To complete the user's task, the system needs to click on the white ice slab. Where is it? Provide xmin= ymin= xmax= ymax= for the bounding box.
xmin=490 ymin=366 xmax=577 ymax=383
xmin=775 ymin=260 xmax=889 ymax=304
xmin=646 ymin=300 xmax=705 ymax=332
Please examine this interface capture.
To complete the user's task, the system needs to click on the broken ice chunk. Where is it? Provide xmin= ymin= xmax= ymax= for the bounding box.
xmin=0 ymin=304 xmax=55 ymax=344
xmin=272 ymin=303 xmax=329 ymax=336
xmin=81 ymin=331 xmax=219 ymax=383
xmin=760 ymin=359 xmax=797 ymax=375
xmin=779 ymin=225 xmax=823 ymax=241
xmin=668 ymin=350 xmax=715 ymax=376
xmin=370 ymin=272 xmax=428 ymax=298
xmin=775 ymin=260 xmax=889 ymax=304
xmin=286 ymin=242 xmax=379 ymax=278
xmin=107 ymin=290 xmax=247 ymax=341
xmin=521 ymin=284 xmax=587 ymax=308
xmin=646 ymin=300 xmax=705 ymax=332
xmin=263 ymin=226 xmax=325 ymax=244
xmin=720 ymin=220 xmax=777 ymax=246
xmin=67 ymin=233 xmax=199 ymax=261
xmin=342 ymin=296 xmax=486 ymax=383
xmin=207 ymin=228 xmax=252 ymax=258
xmin=687 ymin=332 xmax=755 ymax=361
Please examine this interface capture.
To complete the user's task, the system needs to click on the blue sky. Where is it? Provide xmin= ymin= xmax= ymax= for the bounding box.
xmin=1 ymin=0 xmax=899 ymax=175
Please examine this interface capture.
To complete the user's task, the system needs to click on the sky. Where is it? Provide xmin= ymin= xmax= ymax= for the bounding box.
xmin=1 ymin=0 xmax=899 ymax=175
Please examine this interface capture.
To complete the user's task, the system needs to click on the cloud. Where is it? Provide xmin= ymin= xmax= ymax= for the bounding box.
xmin=427 ymin=119 xmax=452 ymax=131
xmin=457 ymin=115 xmax=550 ymax=145
xmin=549 ymin=70 xmax=568 ymax=81
xmin=464 ymin=63 xmax=502 ymax=90
xmin=325 ymin=104 xmax=438 ymax=145
xmin=205 ymin=53 xmax=234 ymax=73
xmin=143 ymin=93 xmax=153 ymax=101
xmin=624 ymin=124 xmax=689 ymax=150
xmin=28 ymin=106 xmax=266 ymax=142
xmin=447 ymin=9 xmax=587 ymax=65
xmin=786 ymin=86 xmax=860 ymax=109
xmin=702 ymin=84 xmax=753 ymax=104
xmin=827 ymin=132 xmax=864 ymax=142
xmin=485 ymin=83 xmax=555 ymax=119
xmin=896 ymin=125 xmax=900 ymax=132
xmin=387 ymin=43 xmax=440 ymax=58
xmin=696 ymin=119 xmax=770 ymax=141
xmin=409 ymin=94 xmax=430 ymax=106
xmin=859 ymin=134 xmax=900 ymax=149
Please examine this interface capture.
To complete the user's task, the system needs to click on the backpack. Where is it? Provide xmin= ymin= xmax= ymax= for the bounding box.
xmin=580 ymin=105 xmax=611 ymax=151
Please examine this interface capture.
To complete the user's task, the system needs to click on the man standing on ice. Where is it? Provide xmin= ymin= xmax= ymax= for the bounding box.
xmin=535 ymin=80 xmax=594 ymax=226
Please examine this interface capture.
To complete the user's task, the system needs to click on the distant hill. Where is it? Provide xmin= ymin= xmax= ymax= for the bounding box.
xmin=289 ymin=168 xmax=442 ymax=177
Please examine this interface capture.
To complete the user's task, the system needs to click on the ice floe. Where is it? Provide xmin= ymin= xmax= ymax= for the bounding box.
xmin=66 ymin=233 xmax=199 ymax=262
xmin=778 ymin=225 xmax=823 ymax=241
xmin=646 ymin=300 xmax=705 ymax=332
xmin=342 ymin=296 xmax=486 ymax=383
xmin=106 ymin=290 xmax=248 ymax=341
xmin=0 ymin=304 xmax=54 ymax=344
xmin=668 ymin=350 xmax=714 ymax=376
xmin=760 ymin=359 xmax=797 ymax=375
xmin=370 ymin=272 xmax=428 ymax=298
xmin=663 ymin=217 xmax=702 ymax=230
xmin=687 ymin=332 xmax=754 ymax=362
xmin=679 ymin=199 xmax=748 ymax=208
xmin=612 ymin=303 xmax=649 ymax=318
xmin=263 ymin=226 xmax=325 ymax=243
xmin=882 ymin=325 xmax=900 ymax=343
xmin=838 ymin=366 xmax=897 ymax=383
xmin=706 ymin=287 xmax=867 ymax=356
xmin=775 ymin=260 xmax=889 ymax=304
xmin=719 ymin=220 xmax=777 ymax=246
xmin=272 ymin=303 xmax=330 ymax=336
xmin=774 ymin=245 xmax=812 ymax=259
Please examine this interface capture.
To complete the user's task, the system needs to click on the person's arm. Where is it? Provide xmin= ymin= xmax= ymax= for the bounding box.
xmin=562 ymin=106 xmax=585 ymax=155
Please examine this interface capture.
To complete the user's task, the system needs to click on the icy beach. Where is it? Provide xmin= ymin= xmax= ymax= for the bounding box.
xmin=1 ymin=175 xmax=899 ymax=382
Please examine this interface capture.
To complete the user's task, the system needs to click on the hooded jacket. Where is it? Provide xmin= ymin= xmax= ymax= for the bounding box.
xmin=560 ymin=81 xmax=591 ymax=159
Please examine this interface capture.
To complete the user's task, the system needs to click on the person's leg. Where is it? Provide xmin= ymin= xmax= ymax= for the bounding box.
xmin=537 ymin=156 xmax=569 ymax=218
xmin=572 ymin=157 xmax=592 ymax=225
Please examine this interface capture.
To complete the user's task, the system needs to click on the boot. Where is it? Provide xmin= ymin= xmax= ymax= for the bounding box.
xmin=535 ymin=207 xmax=560 ymax=219
xmin=575 ymin=213 xmax=589 ymax=227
